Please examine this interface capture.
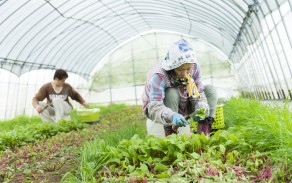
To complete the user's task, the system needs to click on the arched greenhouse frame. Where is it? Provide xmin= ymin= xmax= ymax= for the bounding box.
xmin=0 ymin=0 xmax=291 ymax=182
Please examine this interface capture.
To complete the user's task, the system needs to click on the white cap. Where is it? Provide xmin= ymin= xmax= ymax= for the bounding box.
xmin=162 ymin=39 xmax=198 ymax=71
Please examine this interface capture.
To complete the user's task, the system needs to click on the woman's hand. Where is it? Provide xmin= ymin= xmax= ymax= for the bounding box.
xmin=83 ymin=101 xmax=89 ymax=108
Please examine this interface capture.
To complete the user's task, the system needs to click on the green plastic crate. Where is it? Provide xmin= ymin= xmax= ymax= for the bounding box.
xmin=77 ymin=108 xmax=100 ymax=123
xmin=212 ymin=105 xmax=224 ymax=129
xmin=191 ymin=105 xmax=225 ymax=131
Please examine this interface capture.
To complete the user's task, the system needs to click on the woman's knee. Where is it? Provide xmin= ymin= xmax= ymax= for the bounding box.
xmin=204 ymin=85 xmax=217 ymax=100
xmin=165 ymin=88 xmax=179 ymax=99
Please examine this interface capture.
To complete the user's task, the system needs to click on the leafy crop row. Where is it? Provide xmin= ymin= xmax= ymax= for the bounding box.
xmin=1 ymin=99 xmax=291 ymax=182
xmin=63 ymin=98 xmax=292 ymax=182
xmin=0 ymin=104 xmax=137 ymax=182
xmin=224 ymin=98 xmax=292 ymax=168
xmin=0 ymin=115 xmax=41 ymax=132
xmin=0 ymin=120 xmax=87 ymax=151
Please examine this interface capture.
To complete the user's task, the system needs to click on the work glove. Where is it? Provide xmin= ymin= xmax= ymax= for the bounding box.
xmin=172 ymin=113 xmax=189 ymax=127
xmin=198 ymin=116 xmax=214 ymax=129
xmin=205 ymin=116 xmax=215 ymax=125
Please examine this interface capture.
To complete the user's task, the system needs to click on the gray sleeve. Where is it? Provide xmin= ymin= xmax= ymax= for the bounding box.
xmin=148 ymin=101 xmax=176 ymax=126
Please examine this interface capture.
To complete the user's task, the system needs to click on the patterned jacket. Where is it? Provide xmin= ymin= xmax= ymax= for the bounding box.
xmin=141 ymin=60 xmax=209 ymax=125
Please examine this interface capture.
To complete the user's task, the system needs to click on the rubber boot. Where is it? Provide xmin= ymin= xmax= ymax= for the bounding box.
xmin=164 ymin=126 xmax=178 ymax=136
xmin=197 ymin=117 xmax=214 ymax=137
xmin=197 ymin=123 xmax=211 ymax=137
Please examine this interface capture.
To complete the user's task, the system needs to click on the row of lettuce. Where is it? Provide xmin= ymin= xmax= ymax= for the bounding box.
xmin=61 ymin=98 xmax=292 ymax=182
xmin=0 ymin=104 xmax=138 ymax=182
xmin=0 ymin=98 xmax=291 ymax=182
xmin=0 ymin=104 xmax=127 ymax=151
xmin=0 ymin=117 xmax=86 ymax=151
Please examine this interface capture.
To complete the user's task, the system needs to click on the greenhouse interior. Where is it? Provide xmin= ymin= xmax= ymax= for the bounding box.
xmin=0 ymin=0 xmax=291 ymax=182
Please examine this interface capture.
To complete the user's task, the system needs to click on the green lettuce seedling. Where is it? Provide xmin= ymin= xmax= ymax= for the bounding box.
xmin=192 ymin=108 xmax=206 ymax=120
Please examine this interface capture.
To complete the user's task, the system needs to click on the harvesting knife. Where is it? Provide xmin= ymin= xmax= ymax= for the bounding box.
xmin=184 ymin=110 xmax=198 ymax=120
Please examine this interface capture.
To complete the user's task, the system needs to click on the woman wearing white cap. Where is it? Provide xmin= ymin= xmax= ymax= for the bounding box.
xmin=142 ymin=38 xmax=217 ymax=136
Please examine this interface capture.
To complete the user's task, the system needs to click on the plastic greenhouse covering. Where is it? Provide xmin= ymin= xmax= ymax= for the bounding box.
xmin=0 ymin=0 xmax=292 ymax=120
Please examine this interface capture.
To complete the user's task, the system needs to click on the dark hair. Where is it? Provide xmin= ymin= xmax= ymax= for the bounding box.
xmin=53 ymin=69 xmax=68 ymax=80
xmin=167 ymin=70 xmax=176 ymax=77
